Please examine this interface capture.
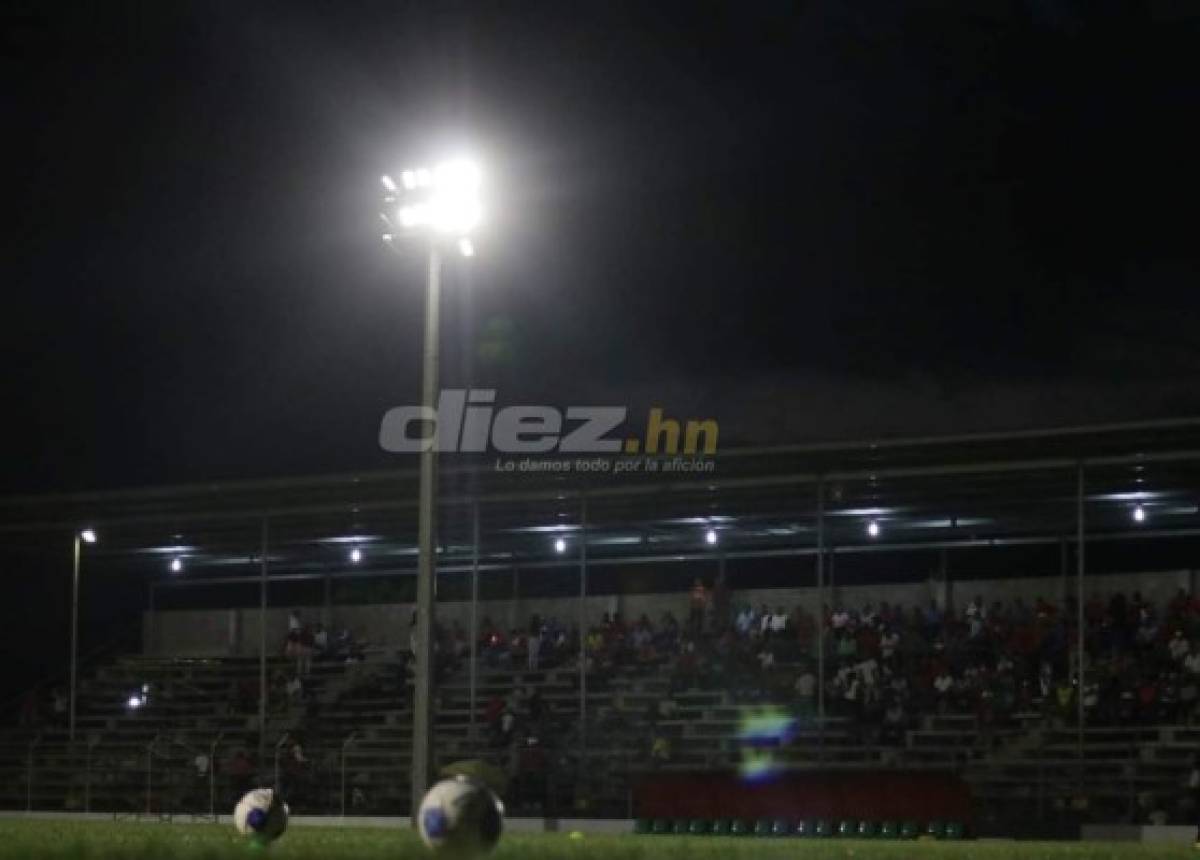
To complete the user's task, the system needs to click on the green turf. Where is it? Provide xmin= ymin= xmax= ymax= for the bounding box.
xmin=0 ymin=820 xmax=1194 ymax=860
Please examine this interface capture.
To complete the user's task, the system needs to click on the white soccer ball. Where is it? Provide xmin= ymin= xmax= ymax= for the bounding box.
xmin=233 ymin=787 xmax=289 ymax=843
xmin=417 ymin=776 xmax=504 ymax=859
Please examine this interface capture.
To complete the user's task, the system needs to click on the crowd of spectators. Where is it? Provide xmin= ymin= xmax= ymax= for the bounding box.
xmin=544 ymin=581 xmax=1200 ymax=740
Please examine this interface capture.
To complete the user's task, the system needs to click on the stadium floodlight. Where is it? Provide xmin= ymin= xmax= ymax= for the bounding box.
xmin=80 ymin=529 xmax=97 ymax=544
xmin=126 ymin=694 xmax=142 ymax=711
xmin=554 ymin=537 xmax=567 ymax=554
xmin=380 ymin=151 xmax=486 ymax=820
xmin=1133 ymin=505 xmax=1146 ymax=523
xmin=705 ymin=528 xmax=718 ymax=546
xmin=170 ymin=557 xmax=183 ymax=573
xmin=867 ymin=520 xmax=880 ymax=538
xmin=350 ymin=547 xmax=363 ymax=564
xmin=384 ymin=157 xmax=482 ymax=241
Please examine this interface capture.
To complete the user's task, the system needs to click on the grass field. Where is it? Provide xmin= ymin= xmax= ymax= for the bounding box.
xmin=0 ymin=820 xmax=1195 ymax=860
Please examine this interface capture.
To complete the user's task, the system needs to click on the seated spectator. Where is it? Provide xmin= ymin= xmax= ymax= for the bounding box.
xmin=882 ymin=699 xmax=907 ymax=744
xmin=650 ymin=733 xmax=672 ymax=765
xmin=757 ymin=646 xmax=775 ymax=671
xmin=1169 ymin=630 xmax=1190 ymax=662
xmin=792 ymin=670 xmax=815 ymax=716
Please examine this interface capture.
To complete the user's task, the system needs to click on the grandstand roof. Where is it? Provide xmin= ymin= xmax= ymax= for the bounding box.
xmin=2 ymin=417 xmax=1199 ymax=579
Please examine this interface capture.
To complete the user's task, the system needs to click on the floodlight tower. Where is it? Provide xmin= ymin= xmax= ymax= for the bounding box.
xmin=379 ymin=158 xmax=481 ymax=819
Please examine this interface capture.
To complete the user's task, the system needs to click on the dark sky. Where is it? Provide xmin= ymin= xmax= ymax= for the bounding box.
xmin=3 ymin=0 xmax=1200 ymax=494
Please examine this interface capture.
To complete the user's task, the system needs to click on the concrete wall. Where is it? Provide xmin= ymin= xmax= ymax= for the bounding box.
xmin=143 ymin=568 xmax=1196 ymax=658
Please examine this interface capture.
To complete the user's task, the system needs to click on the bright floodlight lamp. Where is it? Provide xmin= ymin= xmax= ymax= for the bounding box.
xmin=382 ymin=158 xmax=482 ymax=256
xmin=350 ymin=547 xmax=363 ymax=564
xmin=170 ymin=557 xmax=183 ymax=573
xmin=80 ymin=529 xmax=97 ymax=544
xmin=705 ymin=528 xmax=718 ymax=546
xmin=1134 ymin=505 xmax=1146 ymax=523
xmin=554 ymin=537 xmax=567 ymax=554
xmin=867 ymin=520 xmax=880 ymax=538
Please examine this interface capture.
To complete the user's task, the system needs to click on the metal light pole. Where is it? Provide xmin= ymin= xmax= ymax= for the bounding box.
xmin=69 ymin=529 xmax=96 ymax=743
xmin=70 ymin=535 xmax=80 ymax=743
xmin=411 ymin=242 xmax=441 ymax=817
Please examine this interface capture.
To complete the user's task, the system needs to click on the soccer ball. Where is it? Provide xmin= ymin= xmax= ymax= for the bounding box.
xmin=417 ymin=777 xmax=504 ymax=858
xmin=233 ymin=787 xmax=289 ymax=844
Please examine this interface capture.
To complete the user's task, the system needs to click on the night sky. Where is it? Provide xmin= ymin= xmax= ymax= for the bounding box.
xmin=3 ymin=0 xmax=1200 ymax=495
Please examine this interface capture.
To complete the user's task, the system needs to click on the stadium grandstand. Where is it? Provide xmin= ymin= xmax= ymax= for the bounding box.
xmin=3 ymin=417 xmax=1200 ymax=838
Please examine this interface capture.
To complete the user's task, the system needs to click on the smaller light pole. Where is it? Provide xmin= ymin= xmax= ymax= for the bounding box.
xmin=70 ymin=528 xmax=97 ymax=743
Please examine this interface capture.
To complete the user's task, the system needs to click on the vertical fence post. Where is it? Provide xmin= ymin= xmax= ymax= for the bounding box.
xmin=259 ymin=519 xmax=269 ymax=771
xmin=146 ymin=734 xmax=157 ymax=816
xmin=578 ymin=494 xmax=589 ymax=768
xmin=85 ymin=736 xmax=99 ymax=813
xmin=209 ymin=733 xmax=222 ymax=820
xmin=469 ymin=501 xmax=480 ymax=742
xmin=816 ymin=479 xmax=825 ymax=747
xmin=26 ymin=735 xmax=41 ymax=812
xmin=341 ymin=733 xmax=357 ymax=820
xmin=1076 ymin=463 xmax=1086 ymax=771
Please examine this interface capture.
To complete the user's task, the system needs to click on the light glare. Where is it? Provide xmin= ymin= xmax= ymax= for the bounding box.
xmin=389 ymin=158 xmax=483 ymax=235
xmin=867 ymin=520 xmax=880 ymax=538
xmin=350 ymin=547 xmax=363 ymax=564
xmin=554 ymin=537 xmax=567 ymax=554
xmin=170 ymin=557 xmax=182 ymax=573
xmin=458 ymin=238 xmax=475 ymax=258
xmin=80 ymin=529 xmax=97 ymax=544
xmin=380 ymin=174 xmax=397 ymax=192
xmin=705 ymin=528 xmax=718 ymax=546
xmin=1134 ymin=505 xmax=1146 ymax=523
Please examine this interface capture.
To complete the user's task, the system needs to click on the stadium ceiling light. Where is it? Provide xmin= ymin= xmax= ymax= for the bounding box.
xmin=554 ymin=537 xmax=567 ymax=554
xmin=867 ymin=520 xmax=881 ymax=538
xmin=80 ymin=529 xmax=97 ymax=544
xmin=350 ymin=547 xmax=363 ymax=564
xmin=170 ymin=557 xmax=183 ymax=573
xmin=705 ymin=528 xmax=718 ymax=546
xmin=1133 ymin=505 xmax=1146 ymax=523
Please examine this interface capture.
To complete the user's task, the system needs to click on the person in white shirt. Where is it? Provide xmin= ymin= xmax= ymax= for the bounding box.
xmin=857 ymin=657 xmax=879 ymax=689
xmin=1169 ymin=630 xmax=1190 ymax=662
xmin=795 ymin=669 xmax=816 ymax=702
xmin=880 ymin=628 xmax=900 ymax=661
xmin=1183 ymin=643 xmax=1200 ymax=676
xmin=769 ymin=607 xmax=787 ymax=634
xmin=735 ymin=605 xmax=754 ymax=636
